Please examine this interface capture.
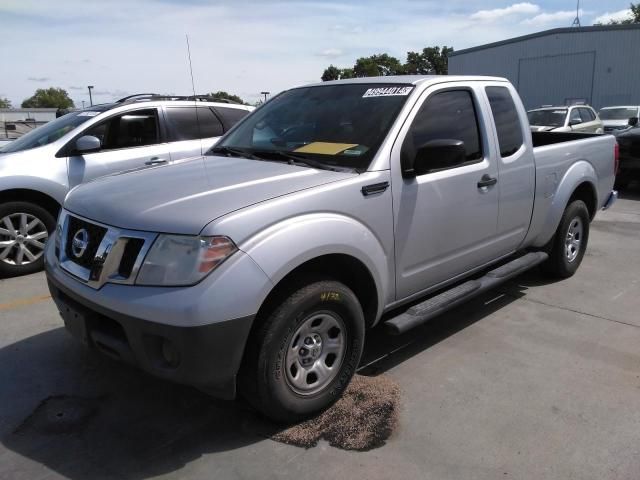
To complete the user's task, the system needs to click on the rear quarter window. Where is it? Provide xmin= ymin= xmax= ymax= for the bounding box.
xmin=213 ymin=106 xmax=250 ymax=131
xmin=486 ymin=86 xmax=524 ymax=157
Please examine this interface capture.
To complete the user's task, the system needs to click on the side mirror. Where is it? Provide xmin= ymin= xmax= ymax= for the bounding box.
xmin=628 ymin=117 xmax=639 ymax=127
xmin=402 ymin=139 xmax=466 ymax=177
xmin=75 ymin=135 xmax=101 ymax=154
xmin=569 ymin=119 xmax=581 ymax=127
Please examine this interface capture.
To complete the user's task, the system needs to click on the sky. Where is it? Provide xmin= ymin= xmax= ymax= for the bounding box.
xmin=0 ymin=0 xmax=635 ymax=107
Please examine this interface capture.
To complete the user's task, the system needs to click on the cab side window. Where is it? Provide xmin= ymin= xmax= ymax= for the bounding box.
xmin=486 ymin=86 xmax=524 ymax=157
xmin=403 ymin=89 xmax=483 ymax=172
xmin=84 ymin=109 xmax=159 ymax=150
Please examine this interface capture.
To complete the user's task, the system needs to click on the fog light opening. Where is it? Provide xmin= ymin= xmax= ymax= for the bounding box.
xmin=161 ymin=338 xmax=181 ymax=368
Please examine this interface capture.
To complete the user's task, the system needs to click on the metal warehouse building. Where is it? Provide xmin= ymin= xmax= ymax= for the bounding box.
xmin=448 ymin=24 xmax=640 ymax=110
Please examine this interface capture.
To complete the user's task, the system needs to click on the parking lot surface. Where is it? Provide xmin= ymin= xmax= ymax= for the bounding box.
xmin=1 ymin=193 xmax=640 ymax=480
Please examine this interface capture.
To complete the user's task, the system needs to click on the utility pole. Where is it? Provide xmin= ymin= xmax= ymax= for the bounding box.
xmin=571 ymin=0 xmax=581 ymax=27
xmin=87 ymin=85 xmax=94 ymax=106
xmin=261 ymin=91 xmax=270 ymax=103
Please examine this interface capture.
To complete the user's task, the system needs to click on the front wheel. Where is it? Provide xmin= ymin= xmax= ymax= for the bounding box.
xmin=0 ymin=202 xmax=56 ymax=278
xmin=239 ymin=279 xmax=365 ymax=423
xmin=541 ymin=200 xmax=590 ymax=278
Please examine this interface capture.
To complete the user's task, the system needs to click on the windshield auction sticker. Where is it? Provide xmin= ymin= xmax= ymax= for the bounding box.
xmin=362 ymin=86 xmax=414 ymax=98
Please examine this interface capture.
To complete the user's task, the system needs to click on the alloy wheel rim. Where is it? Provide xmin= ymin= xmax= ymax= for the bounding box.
xmin=564 ymin=216 xmax=583 ymax=263
xmin=285 ymin=311 xmax=347 ymax=396
xmin=0 ymin=213 xmax=48 ymax=266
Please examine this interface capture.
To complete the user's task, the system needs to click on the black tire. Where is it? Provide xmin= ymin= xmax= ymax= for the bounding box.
xmin=0 ymin=201 xmax=56 ymax=278
xmin=541 ymin=200 xmax=590 ymax=279
xmin=239 ymin=279 xmax=365 ymax=423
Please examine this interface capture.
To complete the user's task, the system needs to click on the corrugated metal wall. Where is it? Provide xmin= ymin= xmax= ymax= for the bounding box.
xmin=448 ymin=26 xmax=640 ymax=110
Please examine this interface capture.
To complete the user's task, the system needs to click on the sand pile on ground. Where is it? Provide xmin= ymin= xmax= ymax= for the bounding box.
xmin=271 ymin=374 xmax=400 ymax=451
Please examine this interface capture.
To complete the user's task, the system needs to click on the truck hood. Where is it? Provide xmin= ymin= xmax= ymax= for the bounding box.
xmin=64 ymin=155 xmax=356 ymax=234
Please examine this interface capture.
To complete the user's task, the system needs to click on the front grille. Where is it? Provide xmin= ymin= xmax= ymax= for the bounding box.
xmin=65 ymin=216 xmax=108 ymax=269
xmin=118 ymin=238 xmax=145 ymax=278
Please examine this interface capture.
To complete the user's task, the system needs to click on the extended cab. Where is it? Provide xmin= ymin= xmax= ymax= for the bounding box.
xmin=45 ymin=76 xmax=618 ymax=422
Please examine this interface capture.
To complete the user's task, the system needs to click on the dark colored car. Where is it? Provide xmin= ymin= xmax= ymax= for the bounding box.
xmin=614 ymin=119 xmax=640 ymax=189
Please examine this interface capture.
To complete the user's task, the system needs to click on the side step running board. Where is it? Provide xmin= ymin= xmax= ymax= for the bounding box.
xmin=384 ymin=251 xmax=548 ymax=335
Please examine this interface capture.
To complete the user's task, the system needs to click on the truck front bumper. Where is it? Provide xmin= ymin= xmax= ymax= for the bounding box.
xmin=43 ymin=240 xmax=268 ymax=400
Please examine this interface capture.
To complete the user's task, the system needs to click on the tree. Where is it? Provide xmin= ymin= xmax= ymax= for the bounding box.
xmin=405 ymin=46 xmax=454 ymax=75
xmin=320 ymin=45 xmax=454 ymax=81
xmin=0 ymin=97 xmax=11 ymax=108
xmin=595 ymin=2 xmax=640 ymax=24
xmin=208 ymin=91 xmax=245 ymax=105
xmin=353 ymin=54 xmax=405 ymax=77
xmin=21 ymin=88 xmax=74 ymax=109
xmin=321 ymin=65 xmax=355 ymax=81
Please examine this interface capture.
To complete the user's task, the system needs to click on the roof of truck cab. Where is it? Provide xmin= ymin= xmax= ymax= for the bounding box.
xmin=305 ymin=75 xmax=508 ymax=87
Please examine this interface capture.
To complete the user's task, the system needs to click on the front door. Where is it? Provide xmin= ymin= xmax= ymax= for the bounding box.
xmin=391 ymin=84 xmax=502 ymax=299
xmin=67 ymin=107 xmax=170 ymax=188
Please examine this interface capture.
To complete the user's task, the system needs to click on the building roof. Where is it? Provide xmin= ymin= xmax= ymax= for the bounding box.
xmin=450 ymin=24 xmax=640 ymax=57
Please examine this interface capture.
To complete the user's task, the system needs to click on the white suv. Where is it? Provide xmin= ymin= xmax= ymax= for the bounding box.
xmin=527 ymin=105 xmax=603 ymax=134
xmin=0 ymin=94 xmax=253 ymax=277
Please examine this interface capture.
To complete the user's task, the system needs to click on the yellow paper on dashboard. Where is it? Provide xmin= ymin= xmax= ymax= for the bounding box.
xmin=294 ymin=142 xmax=358 ymax=155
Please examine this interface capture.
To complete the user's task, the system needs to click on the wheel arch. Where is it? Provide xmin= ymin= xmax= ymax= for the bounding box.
xmin=0 ymin=189 xmax=61 ymax=221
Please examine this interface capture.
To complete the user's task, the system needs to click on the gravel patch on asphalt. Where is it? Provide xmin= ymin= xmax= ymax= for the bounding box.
xmin=271 ymin=375 xmax=400 ymax=451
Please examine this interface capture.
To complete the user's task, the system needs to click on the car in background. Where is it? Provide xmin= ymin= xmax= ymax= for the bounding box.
xmin=613 ymin=122 xmax=640 ymax=189
xmin=527 ymin=105 xmax=604 ymax=134
xmin=598 ymin=106 xmax=640 ymax=133
xmin=0 ymin=94 xmax=253 ymax=278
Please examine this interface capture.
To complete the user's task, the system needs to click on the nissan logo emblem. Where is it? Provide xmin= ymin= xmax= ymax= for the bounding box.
xmin=71 ymin=229 xmax=90 ymax=258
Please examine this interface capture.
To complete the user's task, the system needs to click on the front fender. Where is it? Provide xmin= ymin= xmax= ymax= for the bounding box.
xmin=240 ymin=213 xmax=391 ymax=322
xmin=532 ymin=160 xmax=597 ymax=247
xmin=0 ymin=175 xmax=68 ymax=206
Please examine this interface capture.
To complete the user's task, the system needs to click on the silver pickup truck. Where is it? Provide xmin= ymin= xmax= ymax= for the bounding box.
xmin=45 ymin=76 xmax=617 ymax=422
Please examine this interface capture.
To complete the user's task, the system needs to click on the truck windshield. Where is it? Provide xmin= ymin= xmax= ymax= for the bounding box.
xmin=0 ymin=111 xmax=99 ymax=154
xmin=212 ymin=83 xmax=414 ymax=171
xmin=527 ymin=109 xmax=567 ymax=127
xmin=598 ymin=107 xmax=638 ymax=121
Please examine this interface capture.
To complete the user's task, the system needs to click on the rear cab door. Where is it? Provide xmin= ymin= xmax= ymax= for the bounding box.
xmin=483 ymin=82 xmax=536 ymax=252
xmin=391 ymin=81 xmax=503 ymax=299
xmin=163 ymin=105 xmax=225 ymax=162
xmin=65 ymin=107 xmax=170 ymax=188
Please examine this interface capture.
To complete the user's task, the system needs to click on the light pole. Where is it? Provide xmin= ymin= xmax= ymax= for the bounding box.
xmin=81 ymin=100 xmax=85 ymax=109
xmin=87 ymin=85 xmax=94 ymax=106
xmin=261 ymin=91 xmax=270 ymax=103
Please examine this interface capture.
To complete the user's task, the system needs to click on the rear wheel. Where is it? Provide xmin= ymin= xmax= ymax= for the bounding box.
xmin=541 ymin=200 xmax=590 ymax=279
xmin=0 ymin=202 xmax=56 ymax=278
xmin=239 ymin=279 xmax=365 ymax=423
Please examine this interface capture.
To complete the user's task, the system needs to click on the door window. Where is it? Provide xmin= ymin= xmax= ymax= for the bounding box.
xmin=404 ymin=89 xmax=483 ymax=171
xmin=486 ymin=86 xmax=524 ymax=157
xmin=569 ymin=109 xmax=582 ymax=125
xmin=84 ymin=109 xmax=159 ymax=150
xmin=165 ymin=107 xmax=224 ymax=141
xmin=579 ymin=108 xmax=595 ymax=123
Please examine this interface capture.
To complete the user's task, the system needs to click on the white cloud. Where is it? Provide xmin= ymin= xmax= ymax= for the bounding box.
xmin=593 ymin=9 xmax=632 ymax=24
xmin=470 ymin=3 xmax=540 ymax=22
xmin=521 ymin=9 xmax=582 ymax=27
xmin=316 ymin=48 xmax=344 ymax=58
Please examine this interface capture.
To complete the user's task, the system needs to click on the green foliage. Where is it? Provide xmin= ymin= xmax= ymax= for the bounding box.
xmin=208 ymin=91 xmax=246 ymax=105
xmin=321 ymin=65 xmax=356 ymax=81
xmin=321 ymin=46 xmax=454 ymax=81
xmin=21 ymin=88 xmax=74 ymax=109
xmin=0 ymin=97 xmax=11 ymax=108
xmin=595 ymin=2 xmax=640 ymax=24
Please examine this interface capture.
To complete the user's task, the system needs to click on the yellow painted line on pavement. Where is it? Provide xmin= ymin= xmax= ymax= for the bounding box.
xmin=0 ymin=294 xmax=51 ymax=311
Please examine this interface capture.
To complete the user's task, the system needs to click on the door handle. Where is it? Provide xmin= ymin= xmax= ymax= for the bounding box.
xmin=477 ymin=174 xmax=498 ymax=188
xmin=145 ymin=157 xmax=168 ymax=166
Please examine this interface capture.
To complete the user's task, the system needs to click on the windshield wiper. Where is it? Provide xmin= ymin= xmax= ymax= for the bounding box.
xmin=252 ymin=150 xmax=353 ymax=172
xmin=210 ymin=146 xmax=260 ymax=160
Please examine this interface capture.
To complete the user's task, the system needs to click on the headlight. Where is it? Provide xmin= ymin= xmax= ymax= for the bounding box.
xmin=136 ymin=235 xmax=237 ymax=286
